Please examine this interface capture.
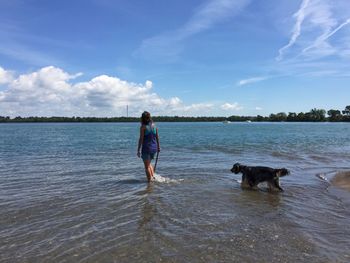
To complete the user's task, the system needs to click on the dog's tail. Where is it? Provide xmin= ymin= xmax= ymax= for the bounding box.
xmin=276 ymin=168 xmax=290 ymax=177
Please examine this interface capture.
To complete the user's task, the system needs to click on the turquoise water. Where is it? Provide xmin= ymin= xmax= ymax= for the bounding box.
xmin=0 ymin=122 xmax=349 ymax=262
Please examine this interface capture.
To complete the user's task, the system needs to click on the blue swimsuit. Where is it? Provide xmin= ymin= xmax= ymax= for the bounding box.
xmin=142 ymin=122 xmax=157 ymax=155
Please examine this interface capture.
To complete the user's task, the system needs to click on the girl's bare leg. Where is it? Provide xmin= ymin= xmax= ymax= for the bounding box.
xmin=149 ymin=164 xmax=154 ymax=178
xmin=143 ymin=160 xmax=154 ymax=182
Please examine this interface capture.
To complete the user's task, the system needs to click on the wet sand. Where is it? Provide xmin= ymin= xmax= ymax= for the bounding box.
xmin=331 ymin=171 xmax=350 ymax=191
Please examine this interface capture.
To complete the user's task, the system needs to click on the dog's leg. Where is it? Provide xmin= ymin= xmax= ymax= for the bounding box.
xmin=267 ymin=181 xmax=274 ymax=191
xmin=273 ymin=178 xmax=284 ymax=192
xmin=241 ymin=174 xmax=250 ymax=188
xmin=247 ymin=177 xmax=255 ymax=188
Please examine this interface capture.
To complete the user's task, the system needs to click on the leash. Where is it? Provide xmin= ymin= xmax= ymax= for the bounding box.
xmin=154 ymin=151 xmax=159 ymax=173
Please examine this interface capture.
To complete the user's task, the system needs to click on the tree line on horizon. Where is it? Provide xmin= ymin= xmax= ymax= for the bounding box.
xmin=1 ymin=106 xmax=349 ymax=123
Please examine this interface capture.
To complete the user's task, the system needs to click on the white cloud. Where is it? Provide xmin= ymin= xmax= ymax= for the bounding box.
xmin=161 ymin=96 xmax=214 ymax=113
xmin=237 ymin=76 xmax=267 ymax=86
xmin=135 ymin=0 xmax=250 ymax=61
xmin=221 ymin=102 xmax=242 ymax=111
xmin=0 ymin=66 xmax=216 ymax=117
xmin=183 ymin=0 xmax=250 ymax=36
xmin=276 ymin=0 xmax=350 ymax=61
xmin=255 ymin=107 xmax=262 ymax=111
xmin=183 ymin=103 xmax=214 ymax=112
xmin=276 ymin=0 xmax=310 ymax=61
xmin=303 ymin=18 xmax=350 ymax=54
xmin=0 ymin=67 xmax=13 ymax=84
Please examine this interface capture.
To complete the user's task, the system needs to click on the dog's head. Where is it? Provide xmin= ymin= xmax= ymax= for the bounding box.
xmin=277 ymin=168 xmax=290 ymax=177
xmin=231 ymin=163 xmax=241 ymax=174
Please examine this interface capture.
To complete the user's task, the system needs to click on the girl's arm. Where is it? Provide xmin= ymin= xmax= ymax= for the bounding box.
xmin=137 ymin=126 xmax=145 ymax=157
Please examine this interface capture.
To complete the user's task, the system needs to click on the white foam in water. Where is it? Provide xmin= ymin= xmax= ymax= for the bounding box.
xmin=316 ymin=173 xmax=329 ymax=182
xmin=152 ymin=173 xmax=183 ymax=183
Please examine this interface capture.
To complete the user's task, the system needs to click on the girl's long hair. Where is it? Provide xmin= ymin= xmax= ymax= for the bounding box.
xmin=141 ymin=111 xmax=152 ymax=125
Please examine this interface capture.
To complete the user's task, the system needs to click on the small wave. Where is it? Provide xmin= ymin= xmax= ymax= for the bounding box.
xmin=331 ymin=171 xmax=350 ymax=191
xmin=270 ymin=151 xmax=304 ymax=161
xmin=117 ymin=179 xmax=147 ymax=184
xmin=309 ymin=154 xmax=331 ymax=162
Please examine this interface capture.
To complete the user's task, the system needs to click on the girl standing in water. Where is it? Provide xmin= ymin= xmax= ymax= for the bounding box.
xmin=137 ymin=111 xmax=160 ymax=182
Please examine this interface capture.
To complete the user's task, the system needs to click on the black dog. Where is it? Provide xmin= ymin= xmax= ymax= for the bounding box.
xmin=231 ymin=163 xmax=290 ymax=191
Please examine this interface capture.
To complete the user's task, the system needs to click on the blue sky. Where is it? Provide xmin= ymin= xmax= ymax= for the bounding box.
xmin=0 ymin=0 xmax=349 ymax=117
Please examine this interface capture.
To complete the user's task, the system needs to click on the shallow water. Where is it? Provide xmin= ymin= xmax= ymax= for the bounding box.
xmin=0 ymin=122 xmax=349 ymax=262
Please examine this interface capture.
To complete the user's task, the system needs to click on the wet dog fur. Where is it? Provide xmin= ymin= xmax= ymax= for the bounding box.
xmin=231 ymin=163 xmax=290 ymax=191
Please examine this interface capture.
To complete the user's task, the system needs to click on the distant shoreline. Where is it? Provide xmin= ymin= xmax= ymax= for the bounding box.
xmin=0 ymin=116 xmax=349 ymax=123
xmin=2 ymin=107 xmax=349 ymax=123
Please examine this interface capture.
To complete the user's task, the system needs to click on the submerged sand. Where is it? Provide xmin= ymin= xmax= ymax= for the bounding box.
xmin=331 ymin=171 xmax=350 ymax=191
